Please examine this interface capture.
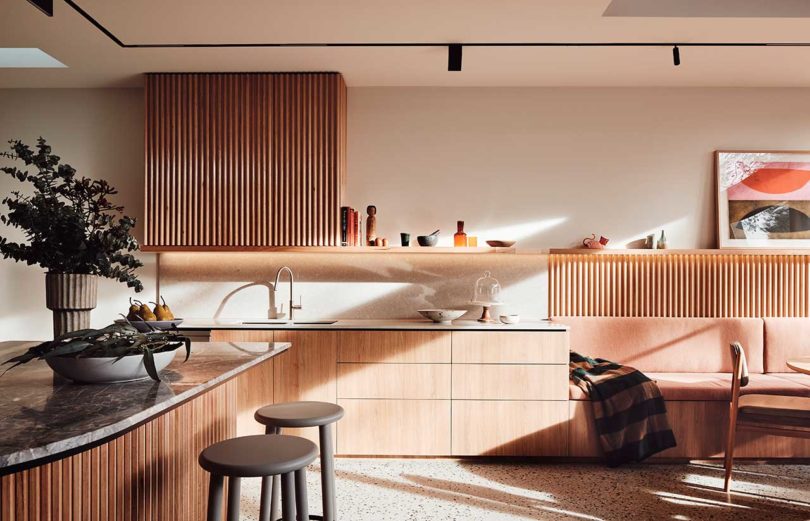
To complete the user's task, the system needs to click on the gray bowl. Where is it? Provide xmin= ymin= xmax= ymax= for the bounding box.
xmin=417 ymin=235 xmax=439 ymax=247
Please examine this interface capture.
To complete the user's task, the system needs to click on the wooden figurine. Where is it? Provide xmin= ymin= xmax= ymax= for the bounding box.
xmin=366 ymin=205 xmax=377 ymax=246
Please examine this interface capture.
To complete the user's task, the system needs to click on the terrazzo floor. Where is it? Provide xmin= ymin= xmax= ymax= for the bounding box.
xmin=237 ymin=459 xmax=810 ymax=520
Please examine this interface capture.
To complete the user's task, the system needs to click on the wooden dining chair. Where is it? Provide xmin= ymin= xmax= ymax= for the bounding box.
xmin=724 ymin=342 xmax=810 ymax=492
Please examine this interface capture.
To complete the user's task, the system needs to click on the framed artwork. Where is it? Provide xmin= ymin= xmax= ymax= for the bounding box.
xmin=716 ymin=150 xmax=810 ymax=248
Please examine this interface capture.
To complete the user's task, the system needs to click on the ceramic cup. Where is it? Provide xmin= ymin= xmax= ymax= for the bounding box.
xmin=400 ymin=233 xmax=410 ymax=246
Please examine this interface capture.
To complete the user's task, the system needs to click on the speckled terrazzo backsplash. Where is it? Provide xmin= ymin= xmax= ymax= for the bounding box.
xmin=157 ymin=253 xmax=548 ymax=321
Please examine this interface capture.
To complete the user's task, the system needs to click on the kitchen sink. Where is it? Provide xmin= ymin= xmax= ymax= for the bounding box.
xmin=241 ymin=320 xmax=338 ymax=325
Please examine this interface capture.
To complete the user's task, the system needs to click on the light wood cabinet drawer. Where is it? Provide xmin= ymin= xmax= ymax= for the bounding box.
xmin=451 ymin=364 xmax=568 ymax=400
xmin=337 ymin=399 xmax=451 ymax=455
xmin=337 ymin=331 xmax=451 ymax=363
xmin=452 ymin=331 xmax=568 ymax=364
xmin=452 ymin=400 xmax=568 ymax=456
xmin=337 ymin=363 xmax=451 ymax=399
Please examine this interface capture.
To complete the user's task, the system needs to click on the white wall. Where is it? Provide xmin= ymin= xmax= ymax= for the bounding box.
xmin=0 ymin=89 xmax=156 ymax=341
xmin=346 ymin=88 xmax=810 ymax=250
xmin=6 ymin=87 xmax=810 ymax=339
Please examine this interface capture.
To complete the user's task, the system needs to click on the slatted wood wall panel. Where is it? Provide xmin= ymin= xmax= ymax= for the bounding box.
xmin=144 ymin=73 xmax=347 ymax=248
xmin=0 ymin=380 xmax=236 ymax=521
xmin=549 ymin=252 xmax=810 ymax=318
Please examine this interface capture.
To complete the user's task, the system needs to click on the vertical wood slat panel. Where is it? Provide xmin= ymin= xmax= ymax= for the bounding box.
xmin=0 ymin=381 xmax=236 ymax=521
xmin=549 ymin=252 xmax=810 ymax=318
xmin=144 ymin=73 xmax=346 ymax=247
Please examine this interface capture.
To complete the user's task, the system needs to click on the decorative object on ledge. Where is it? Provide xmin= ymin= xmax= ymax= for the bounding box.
xmin=1 ymin=322 xmax=191 ymax=383
xmin=471 ymin=271 xmax=503 ymax=323
xmin=549 ymin=249 xmax=810 ymax=318
xmin=417 ymin=230 xmax=440 ymax=247
xmin=657 ymin=230 xmax=668 ymax=249
xmin=486 ymin=240 xmax=517 ymax=248
xmin=0 ymin=138 xmax=143 ymax=337
xmin=582 ymin=234 xmax=608 ymax=249
xmin=454 ymin=221 xmax=468 ymax=247
xmin=400 ymin=232 xmax=411 ymax=246
xmin=717 ymin=150 xmax=810 ymax=249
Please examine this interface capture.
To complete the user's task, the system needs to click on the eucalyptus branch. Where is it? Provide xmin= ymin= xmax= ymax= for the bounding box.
xmin=0 ymin=138 xmax=144 ymax=292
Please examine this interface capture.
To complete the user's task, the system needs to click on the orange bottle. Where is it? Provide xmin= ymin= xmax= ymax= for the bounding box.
xmin=454 ymin=221 xmax=468 ymax=247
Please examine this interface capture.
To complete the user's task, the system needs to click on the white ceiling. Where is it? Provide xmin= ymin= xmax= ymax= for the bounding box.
xmin=5 ymin=0 xmax=810 ymax=88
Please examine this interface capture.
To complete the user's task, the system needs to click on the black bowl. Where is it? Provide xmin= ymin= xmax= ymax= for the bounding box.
xmin=417 ymin=235 xmax=439 ymax=247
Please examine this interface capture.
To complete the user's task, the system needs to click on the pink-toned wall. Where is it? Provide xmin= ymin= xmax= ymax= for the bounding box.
xmin=5 ymin=87 xmax=810 ymax=338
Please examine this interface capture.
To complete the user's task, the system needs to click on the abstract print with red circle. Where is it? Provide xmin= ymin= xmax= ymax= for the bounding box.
xmin=727 ymin=161 xmax=810 ymax=240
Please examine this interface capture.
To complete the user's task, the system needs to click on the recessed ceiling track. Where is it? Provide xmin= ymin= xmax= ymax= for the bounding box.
xmin=51 ymin=0 xmax=810 ymax=57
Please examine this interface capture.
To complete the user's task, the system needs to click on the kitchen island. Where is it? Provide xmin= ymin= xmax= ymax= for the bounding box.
xmin=179 ymin=319 xmax=570 ymax=457
xmin=0 ymin=340 xmax=290 ymax=521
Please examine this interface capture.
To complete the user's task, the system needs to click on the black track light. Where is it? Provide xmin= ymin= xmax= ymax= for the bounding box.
xmin=448 ymin=44 xmax=463 ymax=72
xmin=672 ymin=45 xmax=681 ymax=66
xmin=27 ymin=0 xmax=53 ymax=16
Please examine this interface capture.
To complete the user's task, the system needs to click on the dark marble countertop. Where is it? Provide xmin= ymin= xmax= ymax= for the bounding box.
xmin=0 ymin=340 xmax=290 ymax=474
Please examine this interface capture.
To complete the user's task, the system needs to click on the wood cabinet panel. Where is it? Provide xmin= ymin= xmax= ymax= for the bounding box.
xmin=337 ymin=399 xmax=451 ymax=455
xmin=336 ymin=363 xmax=450 ymax=399
xmin=273 ymin=331 xmax=338 ymax=443
xmin=452 ymin=401 xmax=568 ymax=456
xmin=236 ymin=358 xmax=274 ymax=436
xmin=337 ymin=331 xmax=451 ymax=363
xmin=452 ymin=331 xmax=568 ymax=364
xmin=144 ymin=73 xmax=347 ymax=248
xmin=452 ymin=364 xmax=569 ymax=400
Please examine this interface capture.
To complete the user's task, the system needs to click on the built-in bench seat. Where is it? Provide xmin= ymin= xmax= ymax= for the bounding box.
xmin=552 ymin=316 xmax=810 ymax=458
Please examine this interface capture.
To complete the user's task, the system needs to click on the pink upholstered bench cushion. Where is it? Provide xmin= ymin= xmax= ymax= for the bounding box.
xmin=764 ymin=318 xmax=810 ymax=373
xmin=569 ymin=373 xmax=810 ymax=401
xmin=551 ymin=317 xmax=764 ymax=373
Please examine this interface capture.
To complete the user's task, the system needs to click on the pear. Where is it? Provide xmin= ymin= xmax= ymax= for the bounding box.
xmin=151 ymin=298 xmax=174 ymax=321
xmin=127 ymin=298 xmax=142 ymax=321
xmin=160 ymin=296 xmax=175 ymax=320
xmin=138 ymin=302 xmax=157 ymax=321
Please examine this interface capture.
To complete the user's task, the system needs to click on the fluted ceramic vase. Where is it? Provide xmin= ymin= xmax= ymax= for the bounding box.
xmin=45 ymin=273 xmax=98 ymax=338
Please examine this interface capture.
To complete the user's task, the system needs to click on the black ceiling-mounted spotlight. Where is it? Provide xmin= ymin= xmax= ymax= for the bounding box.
xmin=672 ymin=45 xmax=681 ymax=66
xmin=448 ymin=44 xmax=462 ymax=71
xmin=27 ymin=0 xmax=53 ymax=16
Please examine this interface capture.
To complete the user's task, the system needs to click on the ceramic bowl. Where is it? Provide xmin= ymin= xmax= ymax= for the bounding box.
xmin=115 ymin=318 xmax=184 ymax=332
xmin=47 ymin=349 xmax=177 ymax=384
xmin=418 ymin=309 xmax=466 ymax=324
xmin=486 ymin=240 xmax=516 ymax=248
xmin=499 ymin=314 xmax=521 ymax=324
xmin=417 ymin=235 xmax=439 ymax=247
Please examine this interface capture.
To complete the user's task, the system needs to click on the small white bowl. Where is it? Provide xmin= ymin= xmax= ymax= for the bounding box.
xmin=418 ymin=309 xmax=467 ymax=324
xmin=499 ymin=314 xmax=520 ymax=324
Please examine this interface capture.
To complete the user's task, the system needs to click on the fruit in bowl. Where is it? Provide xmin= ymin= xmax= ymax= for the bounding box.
xmin=120 ymin=296 xmax=183 ymax=332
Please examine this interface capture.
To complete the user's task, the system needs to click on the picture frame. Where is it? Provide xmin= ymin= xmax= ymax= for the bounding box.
xmin=716 ymin=150 xmax=810 ymax=249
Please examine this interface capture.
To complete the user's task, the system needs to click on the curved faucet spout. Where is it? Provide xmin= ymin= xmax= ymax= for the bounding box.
xmin=273 ymin=266 xmax=301 ymax=321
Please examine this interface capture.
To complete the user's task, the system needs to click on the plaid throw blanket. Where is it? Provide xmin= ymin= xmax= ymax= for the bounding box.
xmin=570 ymin=351 xmax=676 ymax=466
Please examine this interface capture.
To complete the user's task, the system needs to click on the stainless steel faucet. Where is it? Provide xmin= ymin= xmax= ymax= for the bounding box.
xmin=273 ymin=266 xmax=302 ymax=321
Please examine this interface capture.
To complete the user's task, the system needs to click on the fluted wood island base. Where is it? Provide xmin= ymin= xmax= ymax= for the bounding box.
xmin=0 ymin=341 xmax=289 ymax=521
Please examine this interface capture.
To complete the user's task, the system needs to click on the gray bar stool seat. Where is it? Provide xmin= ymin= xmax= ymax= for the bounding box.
xmin=200 ymin=434 xmax=318 ymax=521
xmin=255 ymin=401 xmax=345 ymax=521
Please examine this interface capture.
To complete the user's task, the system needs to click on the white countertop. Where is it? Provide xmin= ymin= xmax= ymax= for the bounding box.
xmin=178 ymin=318 xmax=568 ymax=332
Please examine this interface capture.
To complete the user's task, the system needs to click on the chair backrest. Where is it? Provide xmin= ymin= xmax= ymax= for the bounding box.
xmin=550 ymin=317 xmax=764 ymax=372
xmin=729 ymin=342 xmax=749 ymax=412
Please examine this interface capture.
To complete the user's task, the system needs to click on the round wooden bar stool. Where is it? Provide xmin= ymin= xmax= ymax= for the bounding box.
xmin=199 ymin=434 xmax=318 ymax=521
xmin=255 ymin=401 xmax=345 ymax=521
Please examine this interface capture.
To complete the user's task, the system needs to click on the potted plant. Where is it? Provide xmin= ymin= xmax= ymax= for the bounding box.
xmin=1 ymin=322 xmax=190 ymax=383
xmin=0 ymin=138 xmax=143 ymax=337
